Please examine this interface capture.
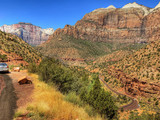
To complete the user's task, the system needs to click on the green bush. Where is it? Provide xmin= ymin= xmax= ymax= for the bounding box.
xmin=65 ymin=92 xmax=84 ymax=107
xmin=155 ymin=101 xmax=159 ymax=106
xmin=14 ymin=112 xmax=23 ymax=118
xmin=0 ymin=54 xmax=8 ymax=61
xmin=121 ymin=108 xmax=124 ymax=112
xmin=80 ymin=76 xmax=118 ymax=119
xmin=28 ymin=63 xmax=38 ymax=73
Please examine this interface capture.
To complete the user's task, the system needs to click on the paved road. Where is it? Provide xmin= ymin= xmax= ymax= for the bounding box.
xmin=0 ymin=73 xmax=17 ymax=120
xmin=99 ymin=76 xmax=140 ymax=111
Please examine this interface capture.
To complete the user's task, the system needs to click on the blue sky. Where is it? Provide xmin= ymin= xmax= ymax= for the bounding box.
xmin=0 ymin=0 xmax=159 ymax=30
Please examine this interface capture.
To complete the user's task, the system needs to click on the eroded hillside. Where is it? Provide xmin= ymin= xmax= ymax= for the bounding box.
xmin=0 ymin=30 xmax=41 ymax=64
xmin=108 ymin=40 xmax=160 ymax=97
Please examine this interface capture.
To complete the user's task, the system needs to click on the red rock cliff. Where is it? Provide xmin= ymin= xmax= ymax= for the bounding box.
xmin=51 ymin=3 xmax=160 ymax=43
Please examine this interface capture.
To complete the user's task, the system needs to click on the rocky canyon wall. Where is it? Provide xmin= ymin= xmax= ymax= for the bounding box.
xmin=51 ymin=2 xmax=160 ymax=43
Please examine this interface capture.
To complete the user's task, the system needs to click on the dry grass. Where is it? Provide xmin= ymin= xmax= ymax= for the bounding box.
xmin=20 ymin=74 xmax=103 ymax=120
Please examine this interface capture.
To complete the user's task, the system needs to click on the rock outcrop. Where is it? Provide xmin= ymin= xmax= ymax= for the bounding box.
xmin=49 ymin=2 xmax=160 ymax=44
xmin=108 ymin=68 xmax=160 ymax=97
xmin=142 ymin=8 xmax=160 ymax=41
xmin=0 ymin=22 xmax=54 ymax=46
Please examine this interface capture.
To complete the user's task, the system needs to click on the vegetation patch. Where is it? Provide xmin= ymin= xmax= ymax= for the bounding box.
xmin=0 ymin=31 xmax=41 ymax=63
xmin=20 ymin=74 xmax=102 ymax=120
xmin=38 ymin=34 xmax=146 ymax=60
xmin=27 ymin=58 xmax=118 ymax=119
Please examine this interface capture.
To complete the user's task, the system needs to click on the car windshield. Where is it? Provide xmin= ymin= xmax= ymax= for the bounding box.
xmin=0 ymin=63 xmax=7 ymax=66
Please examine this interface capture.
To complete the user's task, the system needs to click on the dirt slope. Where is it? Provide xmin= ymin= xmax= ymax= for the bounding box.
xmin=0 ymin=71 xmax=34 ymax=120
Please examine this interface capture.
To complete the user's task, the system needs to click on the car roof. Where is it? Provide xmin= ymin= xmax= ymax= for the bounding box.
xmin=0 ymin=63 xmax=7 ymax=65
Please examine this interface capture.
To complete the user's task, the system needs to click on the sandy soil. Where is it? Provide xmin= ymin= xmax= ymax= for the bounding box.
xmin=9 ymin=71 xmax=34 ymax=108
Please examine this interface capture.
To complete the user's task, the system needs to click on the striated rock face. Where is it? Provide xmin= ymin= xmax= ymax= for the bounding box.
xmin=108 ymin=68 xmax=160 ymax=97
xmin=142 ymin=8 xmax=160 ymax=41
xmin=0 ymin=22 xmax=54 ymax=46
xmin=50 ymin=2 xmax=160 ymax=44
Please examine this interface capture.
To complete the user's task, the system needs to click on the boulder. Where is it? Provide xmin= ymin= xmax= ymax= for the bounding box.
xmin=18 ymin=76 xmax=32 ymax=85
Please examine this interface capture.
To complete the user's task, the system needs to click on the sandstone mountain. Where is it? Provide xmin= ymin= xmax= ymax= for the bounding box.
xmin=0 ymin=22 xmax=54 ymax=46
xmin=0 ymin=30 xmax=41 ymax=64
xmin=39 ymin=2 xmax=160 ymax=59
xmin=94 ymin=3 xmax=160 ymax=98
xmin=94 ymin=7 xmax=160 ymax=97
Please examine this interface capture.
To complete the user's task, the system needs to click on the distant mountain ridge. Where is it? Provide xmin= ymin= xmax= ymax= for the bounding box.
xmin=39 ymin=2 xmax=160 ymax=59
xmin=0 ymin=22 xmax=54 ymax=46
xmin=53 ymin=2 xmax=160 ymax=43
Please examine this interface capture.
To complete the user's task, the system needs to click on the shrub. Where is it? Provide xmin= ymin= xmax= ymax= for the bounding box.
xmin=81 ymin=76 xmax=118 ymax=119
xmin=148 ymin=98 xmax=151 ymax=102
xmin=155 ymin=101 xmax=159 ymax=106
xmin=14 ymin=112 xmax=23 ymax=118
xmin=65 ymin=92 xmax=84 ymax=107
xmin=121 ymin=108 xmax=124 ymax=112
xmin=30 ymin=58 xmax=118 ymax=119
xmin=0 ymin=54 xmax=8 ymax=61
xmin=28 ymin=63 xmax=38 ymax=73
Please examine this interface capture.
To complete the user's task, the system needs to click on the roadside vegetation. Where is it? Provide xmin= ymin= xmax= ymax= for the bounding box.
xmin=14 ymin=74 xmax=102 ymax=120
xmin=26 ymin=58 xmax=118 ymax=119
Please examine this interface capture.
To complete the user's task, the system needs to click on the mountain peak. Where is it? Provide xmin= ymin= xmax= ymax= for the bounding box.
xmin=122 ymin=2 xmax=143 ymax=8
xmin=122 ymin=2 xmax=150 ymax=15
xmin=106 ymin=5 xmax=116 ymax=9
xmin=155 ymin=2 xmax=160 ymax=9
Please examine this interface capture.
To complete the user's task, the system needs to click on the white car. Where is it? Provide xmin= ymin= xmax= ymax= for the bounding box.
xmin=0 ymin=63 xmax=9 ymax=73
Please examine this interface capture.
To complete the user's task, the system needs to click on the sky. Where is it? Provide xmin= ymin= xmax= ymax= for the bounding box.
xmin=0 ymin=0 xmax=159 ymax=30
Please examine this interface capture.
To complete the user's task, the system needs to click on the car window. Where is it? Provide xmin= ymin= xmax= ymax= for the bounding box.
xmin=0 ymin=63 xmax=7 ymax=66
